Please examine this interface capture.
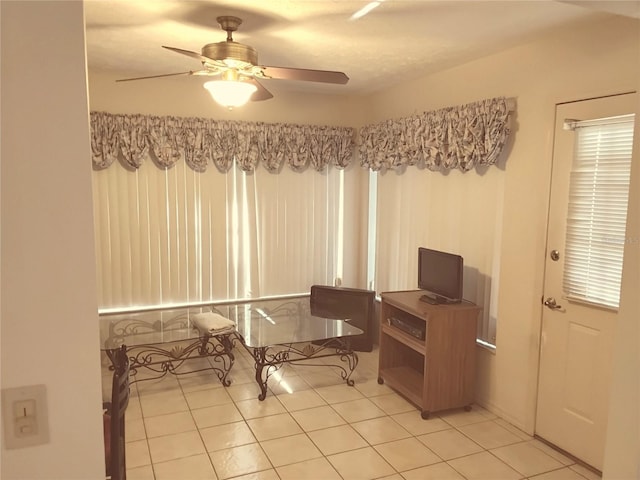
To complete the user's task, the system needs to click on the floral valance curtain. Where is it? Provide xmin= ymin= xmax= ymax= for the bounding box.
xmin=359 ymin=97 xmax=512 ymax=172
xmin=90 ymin=111 xmax=355 ymax=173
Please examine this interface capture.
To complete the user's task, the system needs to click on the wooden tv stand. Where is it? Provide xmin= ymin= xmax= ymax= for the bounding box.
xmin=377 ymin=290 xmax=480 ymax=419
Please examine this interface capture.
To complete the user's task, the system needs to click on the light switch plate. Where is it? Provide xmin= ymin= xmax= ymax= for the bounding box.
xmin=2 ymin=384 xmax=50 ymax=449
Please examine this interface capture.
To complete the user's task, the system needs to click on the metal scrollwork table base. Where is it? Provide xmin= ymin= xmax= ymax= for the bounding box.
xmin=215 ymin=297 xmax=363 ymax=401
xmin=232 ymin=335 xmax=359 ymax=400
xmin=101 ymin=309 xmax=236 ymax=386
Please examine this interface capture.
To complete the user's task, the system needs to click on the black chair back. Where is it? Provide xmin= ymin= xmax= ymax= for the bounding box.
xmin=310 ymin=285 xmax=375 ymax=352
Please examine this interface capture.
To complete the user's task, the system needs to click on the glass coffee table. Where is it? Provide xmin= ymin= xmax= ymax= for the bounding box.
xmin=99 ymin=307 xmax=236 ymax=386
xmin=99 ymin=295 xmax=363 ymax=399
xmin=213 ymin=296 xmax=363 ymax=400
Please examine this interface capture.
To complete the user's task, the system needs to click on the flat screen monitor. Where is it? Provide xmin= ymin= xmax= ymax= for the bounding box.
xmin=418 ymin=247 xmax=463 ymax=304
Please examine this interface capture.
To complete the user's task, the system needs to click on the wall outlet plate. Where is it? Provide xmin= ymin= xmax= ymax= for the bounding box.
xmin=2 ymin=384 xmax=50 ymax=449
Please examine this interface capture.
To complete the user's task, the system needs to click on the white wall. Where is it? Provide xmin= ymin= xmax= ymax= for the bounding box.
xmin=0 ymin=2 xmax=105 ymax=479
xmin=363 ymin=13 xmax=640 ymax=437
xmin=89 ymin=70 xmax=365 ymax=127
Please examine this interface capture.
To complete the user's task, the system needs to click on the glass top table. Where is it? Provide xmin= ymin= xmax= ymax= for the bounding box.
xmin=99 ymin=295 xmax=363 ymax=399
xmin=100 ymin=306 xmax=214 ymax=350
xmin=213 ymin=296 xmax=363 ymax=400
xmin=213 ymin=296 xmax=364 ymax=348
xmin=99 ymin=305 xmax=237 ymax=386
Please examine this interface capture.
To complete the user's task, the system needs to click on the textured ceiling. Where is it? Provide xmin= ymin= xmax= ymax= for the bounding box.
xmin=84 ymin=0 xmax=636 ymax=96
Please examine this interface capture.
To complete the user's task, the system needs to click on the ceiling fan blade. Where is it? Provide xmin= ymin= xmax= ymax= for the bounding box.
xmin=116 ymin=71 xmax=201 ymax=82
xmin=245 ymin=78 xmax=273 ymax=102
xmin=260 ymin=66 xmax=349 ymax=84
xmin=162 ymin=45 xmax=218 ymax=65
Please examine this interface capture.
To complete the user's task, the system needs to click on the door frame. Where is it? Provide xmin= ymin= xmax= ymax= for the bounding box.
xmin=533 ymin=91 xmax=637 ymax=468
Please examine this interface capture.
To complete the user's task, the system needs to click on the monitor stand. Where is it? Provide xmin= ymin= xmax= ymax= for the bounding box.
xmin=419 ymin=294 xmax=444 ymax=305
xmin=419 ymin=294 xmax=462 ymax=305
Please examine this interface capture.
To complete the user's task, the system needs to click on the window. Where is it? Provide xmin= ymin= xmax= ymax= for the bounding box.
xmin=367 ymin=167 xmax=505 ymax=346
xmin=92 ymin=160 xmax=352 ymax=311
xmin=226 ymin=164 xmax=346 ymax=300
xmin=562 ymin=114 xmax=635 ymax=308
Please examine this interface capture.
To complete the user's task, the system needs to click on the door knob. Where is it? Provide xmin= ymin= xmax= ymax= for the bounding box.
xmin=543 ymin=297 xmax=562 ymax=310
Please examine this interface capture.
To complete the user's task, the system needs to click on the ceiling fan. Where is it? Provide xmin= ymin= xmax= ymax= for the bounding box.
xmin=117 ymin=16 xmax=349 ymax=108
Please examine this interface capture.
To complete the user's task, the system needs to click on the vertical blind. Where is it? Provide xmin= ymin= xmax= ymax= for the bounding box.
xmin=372 ymin=166 xmax=505 ymax=346
xmin=562 ymin=114 xmax=635 ymax=308
xmin=92 ymin=160 xmax=350 ymax=310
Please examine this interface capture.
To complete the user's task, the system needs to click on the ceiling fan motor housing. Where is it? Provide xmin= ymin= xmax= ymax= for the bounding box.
xmin=201 ymin=41 xmax=258 ymax=68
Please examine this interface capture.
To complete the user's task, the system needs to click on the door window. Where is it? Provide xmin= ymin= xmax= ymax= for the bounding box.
xmin=562 ymin=114 xmax=635 ymax=309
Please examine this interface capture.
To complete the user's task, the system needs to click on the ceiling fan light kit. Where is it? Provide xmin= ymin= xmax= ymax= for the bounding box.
xmin=116 ymin=15 xmax=348 ymax=109
xmin=203 ymin=67 xmax=258 ymax=110
xmin=204 ymin=79 xmax=257 ymax=110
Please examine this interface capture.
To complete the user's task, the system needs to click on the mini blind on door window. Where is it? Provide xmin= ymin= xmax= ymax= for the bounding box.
xmin=562 ymin=114 xmax=635 ymax=309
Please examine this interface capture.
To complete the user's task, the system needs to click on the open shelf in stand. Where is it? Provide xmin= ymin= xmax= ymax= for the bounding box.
xmin=379 ymin=366 xmax=422 ymax=406
xmin=381 ymin=323 xmax=425 ymax=355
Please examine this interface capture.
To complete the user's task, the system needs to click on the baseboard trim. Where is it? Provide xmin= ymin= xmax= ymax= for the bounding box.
xmin=473 ymin=398 xmax=533 ymax=435
xmin=534 ymin=435 xmax=602 ymax=477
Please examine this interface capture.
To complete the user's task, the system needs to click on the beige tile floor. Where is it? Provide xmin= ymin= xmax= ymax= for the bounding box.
xmin=112 ymin=346 xmax=602 ymax=480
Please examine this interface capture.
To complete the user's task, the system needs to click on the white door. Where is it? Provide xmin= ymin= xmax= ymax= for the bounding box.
xmin=536 ymin=93 xmax=636 ymax=471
